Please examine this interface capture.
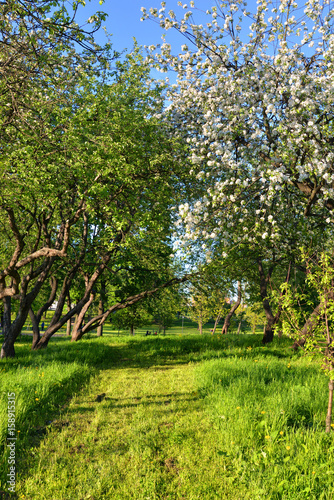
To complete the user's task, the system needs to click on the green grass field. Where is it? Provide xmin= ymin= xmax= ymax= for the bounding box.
xmin=1 ymin=323 xmax=333 ymax=499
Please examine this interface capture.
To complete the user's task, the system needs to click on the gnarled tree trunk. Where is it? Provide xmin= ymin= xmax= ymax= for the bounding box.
xmin=71 ymin=293 xmax=94 ymax=342
xmin=0 ymin=297 xmax=15 ymax=358
xmin=29 ymin=277 xmax=58 ymax=349
xmin=1 ymin=258 xmax=55 ymax=358
xmin=97 ymin=280 xmax=106 ymax=337
xmin=221 ymin=282 xmax=241 ymax=334
xmin=211 ymin=307 xmax=223 ymax=335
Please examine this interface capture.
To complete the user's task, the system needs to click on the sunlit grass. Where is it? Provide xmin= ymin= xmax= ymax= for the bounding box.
xmin=1 ymin=330 xmax=333 ymax=499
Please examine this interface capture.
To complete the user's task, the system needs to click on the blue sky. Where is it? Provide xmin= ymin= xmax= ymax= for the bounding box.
xmin=76 ymin=0 xmax=235 ymax=54
xmin=75 ymin=0 xmax=318 ymax=59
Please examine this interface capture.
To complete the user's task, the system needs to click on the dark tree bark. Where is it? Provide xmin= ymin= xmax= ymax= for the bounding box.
xmin=96 ymin=280 xmax=106 ymax=337
xmin=66 ymin=293 xmax=72 ymax=336
xmin=221 ymin=281 xmax=241 ymax=334
xmin=29 ymin=308 xmax=40 ymax=350
xmin=211 ymin=307 xmax=223 ymax=335
xmin=0 ymin=297 xmax=14 ymax=358
xmin=0 ymin=257 xmax=55 ymax=358
xmin=260 ymin=260 xmax=291 ymax=344
xmin=258 ymin=260 xmax=276 ymax=344
xmin=71 ymin=293 xmax=95 ymax=342
xmin=28 ymin=276 xmax=58 ymax=349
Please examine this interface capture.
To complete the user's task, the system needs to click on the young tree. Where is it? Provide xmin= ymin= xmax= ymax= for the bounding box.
xmin=151 ymin=287 xmax=182 ymax=334
xmin=244 ymin=303 xmax=267 ymax=335
xmin=188 ymin=288 xmax=212 ymax=334
xmin=220 ymin=281 xmax=241 ymax=334
xmin=281 ymin=250 xmax=334 ymax=432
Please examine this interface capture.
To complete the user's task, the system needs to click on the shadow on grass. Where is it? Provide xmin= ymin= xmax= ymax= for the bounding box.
xmin=2 ymin=333 xmax=298 ymax=373
xmin=100 ymin=391 xmax=198 ymax=410
xmin=0 ymin=332 xmax=308 ymax=491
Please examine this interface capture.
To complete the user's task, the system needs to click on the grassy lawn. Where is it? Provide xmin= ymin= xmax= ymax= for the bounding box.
xmin=1 ymin=327 xmax=333 ymax=499
xmin=18 ymin=315 xmax=231 ymax=337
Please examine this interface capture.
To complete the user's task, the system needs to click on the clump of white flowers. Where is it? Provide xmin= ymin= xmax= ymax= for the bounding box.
xmin=144 ymin=0 xmax=334 ymax=261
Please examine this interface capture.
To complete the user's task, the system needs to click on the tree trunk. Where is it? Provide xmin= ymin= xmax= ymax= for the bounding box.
xmin=199 ymin=320 xmax=203 ymax=335
xmin=97 ymin=280 xmax=106 ymax=337
xmin=96 ymin=300 xmax=104 ymax=337
xmin=326 ymin=378 xmax=334 ymax=433
xmin=257 ymin=259 xmax=276 ymax=344
xmin=0 ymin=260 xmax=54 ymax=357
xmin=66 ymin=319 xmax=71 ymax=336
xmin=0 ymin=297 xmax=15 ymax=358
xmin=262 ymin=300 xmax=276 ymax=344
xmin=28 ymin=277 xmax=58 ymax=349
xmin=212 ymin=309 xmax=222 ymax=335
xmin=29 ymin=307 xmax=40 ymax=349
xmin=290 ymin=301 xmax=324 ymax=350
xmin=36 ymin=252 xmax=114 ymax=349
xmin=130 ymin=325 xmax=135 ymax=336
xmin=77 ymin=275 xmax=190 ymax=337
xmin=1 ymin=299 xmax=34 ymax=358
xmin=66 ymin=293 xmax=72 ymax=336
xmin=72 ymin=293 xmax=94 ymax=342
xmin=237 ymin=320 xmax=242 ymax=334
xmin=261 ymin=260 xmax=291 ymax=344
xmin=221 ymin=281 xmax=241 ymax=334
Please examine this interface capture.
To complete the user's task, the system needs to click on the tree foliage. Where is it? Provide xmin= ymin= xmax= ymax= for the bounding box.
xmin=0 ymin=2 xmax=194 ymax=357
xmin=142 ymin=0 xmax=334 ymax=343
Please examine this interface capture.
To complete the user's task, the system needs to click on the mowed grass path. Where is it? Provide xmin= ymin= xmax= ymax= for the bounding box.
xmin=18 ymin=336 xmax=232 ymax=500
xmin=2 ymin=333 xmax=334 ymax=499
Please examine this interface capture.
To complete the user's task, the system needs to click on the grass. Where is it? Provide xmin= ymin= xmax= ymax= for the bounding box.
xmin=18 ymin=315 xmax=237 ymax=337
xmin=1 ymin=327 xmax=333 ymax=499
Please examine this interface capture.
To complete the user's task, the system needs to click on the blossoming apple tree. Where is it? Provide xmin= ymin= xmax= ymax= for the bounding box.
xmin=142 ymin=0 xmax=334 ymax=341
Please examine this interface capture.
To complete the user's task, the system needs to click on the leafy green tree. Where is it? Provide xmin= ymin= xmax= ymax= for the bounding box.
xmin=188 ymin=288 xmax=212 ymax=335
xmin=280 ymin=250 xmax=334 ymax=432
xmin=244 ymin=303 xmax=267 ymax=335
xmin=0 ymin=4 xmax=192 ymax=357
xmin=111 ymin=304 xmax=152 ymax=336
xmin=151 ymin=287 xmax=182 ymax=334
xmin=0 ymin=0 xmax=108 ymax=358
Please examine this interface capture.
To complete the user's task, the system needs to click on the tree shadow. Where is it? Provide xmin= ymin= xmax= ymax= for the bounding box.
xmin=1 ymin=332 xmax=307 ymax=488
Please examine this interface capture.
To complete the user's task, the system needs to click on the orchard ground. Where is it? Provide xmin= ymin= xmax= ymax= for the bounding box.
xmin=1 ymin=320 xmax=334 ymax=499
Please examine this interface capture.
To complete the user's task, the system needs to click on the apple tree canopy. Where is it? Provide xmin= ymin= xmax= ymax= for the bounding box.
xmin=142 ymin=0 xmax=334 ymax=253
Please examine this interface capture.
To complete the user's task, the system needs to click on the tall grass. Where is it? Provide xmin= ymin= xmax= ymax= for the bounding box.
xmin=195 ymin=341 xmax=333 ymax=499
xmin=1 ymin=330 xmax=333 ymax=499
xmin=0 ymin=335 xmax=117 ymax=491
